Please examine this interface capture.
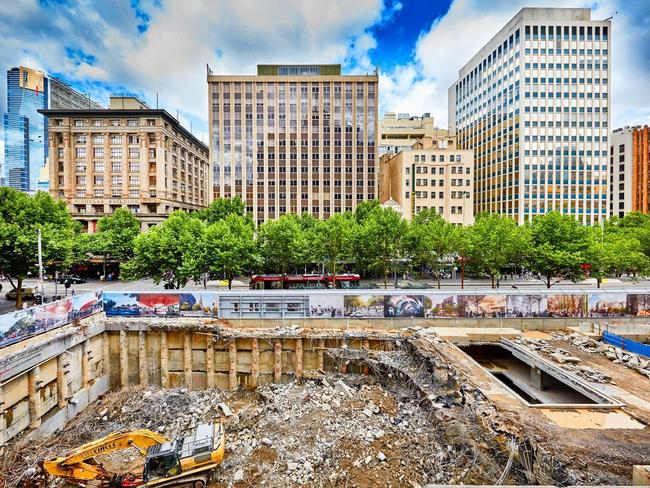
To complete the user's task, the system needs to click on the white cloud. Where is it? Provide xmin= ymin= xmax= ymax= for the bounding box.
xmin=380 ymin=0 xmax=650 ymax=129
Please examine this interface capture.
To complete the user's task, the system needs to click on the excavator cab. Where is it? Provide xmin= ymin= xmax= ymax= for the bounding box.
xmin=142 ymin=442 xmax=182 ymax=482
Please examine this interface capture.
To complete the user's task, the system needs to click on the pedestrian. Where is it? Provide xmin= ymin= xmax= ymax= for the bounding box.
xmin=71 ymin=288 xmax=76 ymax=297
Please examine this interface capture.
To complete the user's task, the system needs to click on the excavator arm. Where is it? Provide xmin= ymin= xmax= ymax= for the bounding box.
xmin=43 ymin=429 xmax=169 ymax=483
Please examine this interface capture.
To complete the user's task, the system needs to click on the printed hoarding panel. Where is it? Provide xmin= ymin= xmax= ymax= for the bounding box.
xmin=505 ymin=295 xmax=548 ymax=318
xmin=35 ymin=298 xmax=73 ymax=328
xmin=424 ymin=295 xmax=462 ymax=318
xmin=0 ymin=308 xmax=37 ymax=347
xmin=309 ymin=294 xmax=344 ymax=318
xmin=457 ymin=295 xmax=507 ymax=318
xmin=103 ymin=293 xmax=181 ymax=317
xmin=344 ymin=294 xmax=385 ymax=317
xmin=384 ymin=295 xmax=424 ymax=317
xmin=72 ymin=292 xmax=103 ymax=319
xmin=588 ymin=293 xmax=629 ymax=317
xmin=546 ymin=294 xmax=587 ymax=317
xmin=626 ymin=294 xmax=650 ymax=316
xmin=179 ymin=292 xmax=219 ymax=317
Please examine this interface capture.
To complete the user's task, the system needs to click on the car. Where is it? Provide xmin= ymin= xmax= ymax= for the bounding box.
xmin=56 ymin=274 xmax=86 ymax=284
xmin=5 ymin=287 xmax=35 ymax=301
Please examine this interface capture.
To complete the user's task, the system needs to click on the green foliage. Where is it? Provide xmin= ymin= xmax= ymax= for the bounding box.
xmin=404 ymin=209 xmax=457 ymax=288
xmin=467 ymin=213 xmax=530 ymax=287
xmin=89 ymin=208 xmax=140 ymax=262
xmin=315 ymin=213 xmax=356 ymax=280
xmin=358 ymin=206 xmax=408 ymax=288
xmin=257 ymin=215 xmax=306 ymax=274
xmin=121 ymin=211 xmax=205 ymax=288
xmin=0 ymin=189 xmax=79 ymax=307
xmin=527 ymin=211 xmax=590 ymax=287
xmin=201 ymin=214 xmax=258 ymax=289
xmin=354 ymin=200 xmax=381 ymax=224
xmin=198 ymin=196 xmax=249 ymax=225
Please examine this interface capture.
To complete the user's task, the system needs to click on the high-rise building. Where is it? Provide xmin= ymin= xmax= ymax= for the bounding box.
xmin=449 ymin=8 xmax=611 ymax=224
xmin=379 ymin=136 xmax=474 ymax=224
xmin=379 ymin=112 xmax=449 ymax=155
xmin=610 ymin=125 xmax=650 ymax=217
xmin=41 ymin=96 xmax=209 ymax=232
xmin=207 ymin=64 xmax=378 ymax=224
xmin=3 ymin=66 xmax=102 ymax=192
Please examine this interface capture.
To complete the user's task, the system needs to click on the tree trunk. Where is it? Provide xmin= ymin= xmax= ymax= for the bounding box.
xmin=597 ymin=277 xmax=601 ymax=288
xmin=437 ymin=272 xmax=441 ymax=289
xmin=546 ymin=276 xmax=552 ymax=288
xmin=15 ymin=276 xmax=23 ymax=310
xmin=383 ymin=262 xmax=388 ymax=289
xmin=491 ymin=274 xmax=495 ymax=289
xmin=460 ymin=262 xmax=465 ymax=289
xmin=228 ymin=276 xmax=233 ymax=290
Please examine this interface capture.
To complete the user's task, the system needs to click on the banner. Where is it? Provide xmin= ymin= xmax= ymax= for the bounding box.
xmin=103 ymin=292 xmax=219 ymax=317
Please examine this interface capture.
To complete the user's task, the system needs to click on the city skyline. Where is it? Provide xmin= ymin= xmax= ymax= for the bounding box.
xmin=1 ymin=0 xmax=649 ymax=174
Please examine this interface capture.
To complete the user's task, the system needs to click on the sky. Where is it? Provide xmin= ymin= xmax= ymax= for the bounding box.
xmin=1 ymin=0 xmax=650 ymax=168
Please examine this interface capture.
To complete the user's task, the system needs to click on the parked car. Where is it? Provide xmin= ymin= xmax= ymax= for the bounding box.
xmin=56 ymin=274 xmax=86 ymax=284
xmin=5 ymin=287 xmax=35 ymax=301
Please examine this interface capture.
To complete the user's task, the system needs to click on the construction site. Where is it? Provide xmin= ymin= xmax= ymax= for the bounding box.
xmin=1 ymin=290 xmax=650 ymax=488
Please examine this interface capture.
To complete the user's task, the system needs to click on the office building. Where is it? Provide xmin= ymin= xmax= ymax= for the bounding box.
xmin=3 ymin=66 xmax=102 ymax=192
xmin=41 ymin=96 xmax=209 ymax=232
xmin=207 ymin=64 xmax=378 ymax=224
xmin=379 ymin=112 xmax=450 ymax=155
xmin=449 ymin=8 xmax=611 ymax=224
xmin=610 ymin=125 xmax=650 ymax=217
xmin=379 ymin=136 xmax=474 ymax=224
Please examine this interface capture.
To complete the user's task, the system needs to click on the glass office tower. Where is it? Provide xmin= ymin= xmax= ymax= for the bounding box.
xmin=4 ymin=67 xmax=48 ymax=192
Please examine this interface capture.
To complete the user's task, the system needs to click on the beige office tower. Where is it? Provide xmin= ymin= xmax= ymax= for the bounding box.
xmin=207 ymin=64 xmax=379 ymax=224
xmin=41 ymin=96 xmax=210 ymax=232
xmin=379 ymin=137 xmax=474 ymax=224
xmin=449 ymin=8 xmax=611 ymax=224
xmin=379 ymin=112 xmax=449 ymax=155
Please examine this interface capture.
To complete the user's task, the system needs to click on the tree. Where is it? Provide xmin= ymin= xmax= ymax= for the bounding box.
xmin=316 ymin=213 xmax=355 ymax=284
xmin=467 ymin=213 xmax=529 ymax=288
xmin=527 ymin=211 xmax=590 ymax=288
xmin=354 ymin=200 xmax=380 ymax=224
xmin=121 ymin=211 xmax=204 ymax=288
xmin=0 ymin=189 xmax=79 ymax=308
xmin=454 ymin=225 xmax=473 ymax=289
xmin=585 ymin=225 xmax=650 ymax=287
xmin=198 ymin=196 xmax=249 ymax=224
xmin=257 ymin=215 xmax=305 ymax=274
xmin=89 ymin=208 xmax=140 ymax=277
xmin=404 ymin=209 xmax=457 ymax=288
xmin=201 ymin=214 xmax=257 ymax=289
xmin=359 ymin=206 xmax=408 ymax=288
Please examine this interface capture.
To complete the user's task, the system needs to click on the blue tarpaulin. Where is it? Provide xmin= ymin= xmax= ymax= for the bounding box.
xmin=602 ymin=330 xmax=650 ymax=358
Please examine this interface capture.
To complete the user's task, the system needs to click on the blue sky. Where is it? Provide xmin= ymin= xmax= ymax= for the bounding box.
xmin=1 ymin=0 xmax=650 ymax=168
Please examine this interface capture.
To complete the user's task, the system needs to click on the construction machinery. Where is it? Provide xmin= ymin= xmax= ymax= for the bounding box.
xmin=41 ymin=421 xmax=224 ymax=488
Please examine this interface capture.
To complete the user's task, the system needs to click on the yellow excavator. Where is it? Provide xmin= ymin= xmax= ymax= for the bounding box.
xmin=40 ymin=421 xmax=224 ymax=488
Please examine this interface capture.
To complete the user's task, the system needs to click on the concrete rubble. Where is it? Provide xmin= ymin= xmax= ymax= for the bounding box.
xmin=553 ymin=332 xmax=650 ymax=380
xmin=512 ymin=336 xmax=614 ymax=383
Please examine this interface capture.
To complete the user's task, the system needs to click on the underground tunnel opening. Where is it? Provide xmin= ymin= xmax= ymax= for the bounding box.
xmin=459 ymin=343 xmax=620 ymax=407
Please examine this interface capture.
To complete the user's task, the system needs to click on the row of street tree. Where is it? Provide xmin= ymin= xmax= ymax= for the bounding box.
xmin=2 ymin=188 xmax=650 ymax=308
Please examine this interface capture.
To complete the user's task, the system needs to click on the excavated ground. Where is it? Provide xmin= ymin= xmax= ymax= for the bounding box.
xmin=3 ymin=333 xmax=650 ymax=488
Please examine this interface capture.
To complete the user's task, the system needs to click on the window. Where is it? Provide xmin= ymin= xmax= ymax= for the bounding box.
xmin=75 ymin=162 xmax=86 ymax=172
xmin=129 ymin=176 xmax=140 ymax=186
xmin=111 ymin=147 xmax=122 ymax=158
xmin=75 ymin=148 xmax=86 ymax=158
xmin=76 ymin=176 xmax=87 ymax=186
xmin=129 ymin=162 xmax=140 ymax=172
xmin=111 ymin=175 xmax=123 ymax=186
xmin=92 ymin=135 xmax=104 ymax=145
xmin=129 ymin=190 xmax=140 ymax=198
xmin=111 ymin=162 xmax=122 ymax=172
xmin=94 ymin=175 xmax=104 ymax=185
xmin=127 ymin=119 xmax=139 ymax=127
xmin=92 ymin=119 xmax=102 ymax=127
xmin=74 ymin=119 xmax=84 ymax=127
xmin=128 ymin=135 xmax=140 ymax=144
xmin=94 ymin=189 xmax=103 ymax=197
xmin=93 ymin=147 xmax=104 ymax=158
xmin=111 ymin=135 xmax=122 ymax=144
xmin=94 ymin=161 xmax=105 ymax=172
xmin=129 ymin=148 xmax=140 ymax=158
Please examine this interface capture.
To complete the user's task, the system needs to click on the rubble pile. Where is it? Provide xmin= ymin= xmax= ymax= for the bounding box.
xmin=554 ymin=332 xmax=650 ymax=380
xmin=512 ymin=336 xmax=614 ymax=383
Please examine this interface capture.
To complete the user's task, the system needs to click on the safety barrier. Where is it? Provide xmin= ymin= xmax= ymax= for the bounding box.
xmin=603 ymin=330 xmax=650 ymax=358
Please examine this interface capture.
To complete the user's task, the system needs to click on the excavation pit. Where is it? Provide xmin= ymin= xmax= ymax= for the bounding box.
xmin=459 ymin=342 xmax=621 ymax=408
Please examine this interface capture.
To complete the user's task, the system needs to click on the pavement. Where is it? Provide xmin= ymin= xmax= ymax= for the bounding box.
xmin=1 ymin=275 xmax=649 ymax=314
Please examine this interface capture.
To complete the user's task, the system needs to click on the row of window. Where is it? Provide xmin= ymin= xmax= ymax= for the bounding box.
xmin=407 ymin=165 xmax=470 ymax=175
xmin=74 ymin=175 xmax=141 ymax=186
xmin=68 ymin=118 xmax=157 ymax=127
xmin=73 ymin=148 xmax=152 ymax=158
xmin=75 ymin=162 xmax=142 ymax=172
xmin=414 ymin=179 xmax=471 ymax=187
xmin=73 ymin=135 xmax=147 ymax=145
xmin=524 ymin=48 xmax=607 ymax=56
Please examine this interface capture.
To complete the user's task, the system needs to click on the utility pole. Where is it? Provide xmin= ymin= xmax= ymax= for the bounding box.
xmin=37 ymin=228 xmax=44 ymax=298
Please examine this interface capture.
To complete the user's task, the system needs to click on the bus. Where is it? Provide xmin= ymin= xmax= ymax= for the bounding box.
xmin=249 ymin=274 xmax=361 ymax=290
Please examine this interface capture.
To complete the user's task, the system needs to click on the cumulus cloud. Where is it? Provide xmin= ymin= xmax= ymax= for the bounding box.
xmin=380 ymin=0 xmax=650 ymax=129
